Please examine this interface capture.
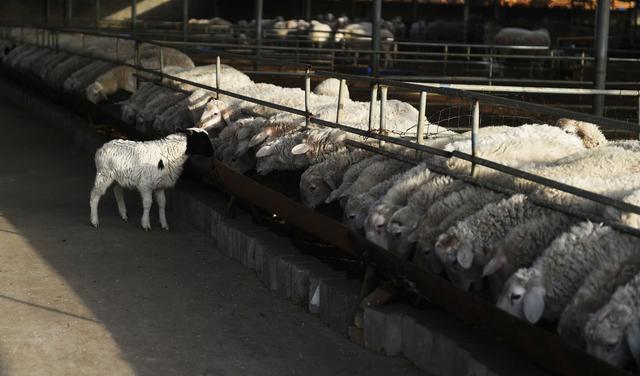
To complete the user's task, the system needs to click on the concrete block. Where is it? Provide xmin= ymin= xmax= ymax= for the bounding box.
xmin=401 ymin=309 xmax=419 ymax=362
xmin=412 ymin=318 xmax=437 ymax=373
xmin=363 ymin=306 xmax=386 ymax=354
xmin=189 ymin=197 xmax=211 ymax=232
xmin=320 ymin=278 xmax=360 ymax=335
xmin=257 ymin=238 xmax=300 ymax=291
xmin=348 ymin=325 xmax=364 ymax=347
xmin=308 ymin=270 xmax=348 ymax=314
xmin=275 ymin=255 xmax=320 ymax=299
xmin=384 ymin=308 xmax=404 ymax=357
xmin=290 ymin=261 xmax=332 ymax=306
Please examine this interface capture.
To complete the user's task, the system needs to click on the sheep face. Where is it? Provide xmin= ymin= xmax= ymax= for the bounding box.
xmin=300 ymin=169 xmax=332 ymax=208
xmin=434 ymin=231 xmax=483 ymax=291
xmin=86 ymin=82 xmax=107 ymax=104
xmin=185 ymin=128 xmax=213 ymax=157
xmin=364 ymin=204 xmax=399 ymax=249
xmin=386 ymin=206 xmax=420 ymax=258
xmin=496 ymin=268 xmax=545 ymax=323
xmin=197 ymin=99 xmax=230 ymax=131
xmin=343 ymin=200 xmax=369 ymax=232
xmin=585 ymin=305 xmax=637 ymax=368
xmin=221 ymin=144 xmax=255 ymax=173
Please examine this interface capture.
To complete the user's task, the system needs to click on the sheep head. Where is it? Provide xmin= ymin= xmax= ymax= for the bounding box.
xmin=556 ymin=118 xmax=606 ymax=149
xmin=386 ymin=206 xmax=420 ymax=258
xmin=184 ymin=127 xmax=213 ymax=157
xmin=585 ymin=304 xmax=638 ymax=369
xmin=197 ymin=99 xmax=230 ymax=131
xmin=300 ymin=167 xmax=332 ymax=209
xmin=86 ymin=82 xmax=108 ymax=104
xmin=433 ymin=229 xmax=482 ymax=291
xmin=364 ymin=204 xmax=399 ymax=249
xmin=496 ymin=268 xmax=545 ymax=323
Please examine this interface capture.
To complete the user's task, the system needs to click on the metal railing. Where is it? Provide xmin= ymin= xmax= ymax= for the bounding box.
xmin=3 ymin=24 xmax=640 ymax=376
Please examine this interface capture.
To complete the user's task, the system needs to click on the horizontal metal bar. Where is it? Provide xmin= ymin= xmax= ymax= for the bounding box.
xmin=410 ymin=82 xmax=640 ymax=96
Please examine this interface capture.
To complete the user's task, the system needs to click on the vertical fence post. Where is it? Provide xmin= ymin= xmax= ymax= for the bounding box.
xmin=255 ymin=0 xmax=263 ymax=71
xmin=471 ymin=99 xmax=480 ymax=176
xmin=379 ymin=85 xmax=388 ymax=147
xmin=336 ymin=79 xmax=346 ymax=124
xmin=160 ymin=46 xmax=164 ymax=74
xmin=81 ymin=33 xmax=85 ymax=50
xmin=637 ymin=94 xmax=640 ymax=140
xmin=96 ymin=0 xmax=101 ymax=26
xmin=66 ymin=0 xmax=73 ymax=27
xmin=183 ymin=0 xmax=189 ymax=42
xmin=131 ymin=0 xmax=137 ymax=32
xmin=134 ymin=40 xmax=140 ymax=89
xmin=368 ymin=84 xmax=378 ymax=132
xmin=417 ymin=91 xmax=427 ymax=145
xmin=115 ymin=38 xmax=119 ymax=62
xmin=304 ymin=66 xmax=311 ymax=127
xmin=216 ymin=55 xmax=221 ymax=100
xmin=372 ymin=0 xmax=382 ymax=76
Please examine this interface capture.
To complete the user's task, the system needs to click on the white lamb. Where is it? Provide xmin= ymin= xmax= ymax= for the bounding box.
xmin=89 ymin=128 xmax=213 ymax=231
xmin=497 ymin=222 xmax=617 ymax=324
xmin=313 ymin=78 xmax=350 ymax=99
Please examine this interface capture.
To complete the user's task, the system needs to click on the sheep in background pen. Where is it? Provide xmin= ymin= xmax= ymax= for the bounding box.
xmin=90 ymin=128 xmax=213 ymax=231
xmin=121 ymin=83 xmax=168 ymax=125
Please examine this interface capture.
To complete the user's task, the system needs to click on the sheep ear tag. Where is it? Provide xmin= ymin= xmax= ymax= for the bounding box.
xmin=456 ymin=248 xmax=474 ymax=269
xmin=523 ymin=287 xmax=545 ymax=324
xmin=291 ymin=143 xmax=311 ymax=155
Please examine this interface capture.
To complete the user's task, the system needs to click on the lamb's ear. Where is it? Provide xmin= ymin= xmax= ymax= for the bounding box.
xmin=291 ymin=143 xmax=311 ymax=155
xmin=523 ymin=286 xmax=545 ymax=324
xmin=625 ymin=321 xmax=640 ymax=367
xmin=255 ymin=145 xmax=274 ymax=158
xmin=221 ymin=108 xmax=231 ymax=126
xmin=249 ymin=131 xmax=268 ymax=147
xmin=457 ymin=247 xmax=474 ymax=269
xmin=482 ymin=254 xmax=506 ymax=277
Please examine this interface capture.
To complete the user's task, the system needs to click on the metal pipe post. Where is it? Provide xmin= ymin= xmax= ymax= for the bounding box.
xmin=45 ymin=0 xmax=50 ymax=25
xmin=115 ymin=38 xmax=120 ymax=62
xmin=160 ymin=47 xmax=165 ymax=73
xmin=593 ymin=0 xmax=611 ymax=116
xmin=134 ymin=40 xmax=140 ymax=89
xmin=463 ymin=0 xmax=470 ymax=44
xmin=96 ymin=0 xmax=101 ymax=26
xmin=131 ymin=0 xmax=137 ymax=32
xmin=66 ymin=0 xmax=73 ymax=27
xmin=372 ymin=0 xmax=382 ymax=76
xmin=379 ymin=85 xmax=388 ymax=147
xmin=305 ymin=0 xmax=312 ymax=21
xmin=183 ymin=0 xmax=189 ymax=42
xmin=216 ymin=56 xmax=221 ymax=99
xmin=336 ymin=79 xmax=346 ymax=124
xmin=368 ymin=84 xmax=378 ymax=132
xmin=471 ymin=100 xmax=480 ymax=176
xmin=255 ymin=0 xmax=263 ymax=70
xmin=304 ymin=68 xmax=311 ymax=127
xmin=417 ymin=91 xmax=427 ymax=145
xmin=637 ymin=95 xmax=640 ymax=139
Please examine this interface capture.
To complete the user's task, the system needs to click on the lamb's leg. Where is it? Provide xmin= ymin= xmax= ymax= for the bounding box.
xmin=89 ymin=173 xmax=114 ymax=228
xmin=154 ymin=189 xmax=169 ymax=230
xmin=113 ymin=184 xmax=128 ymax=221
xmin=139 ymin=188 xmax=153 ymax=231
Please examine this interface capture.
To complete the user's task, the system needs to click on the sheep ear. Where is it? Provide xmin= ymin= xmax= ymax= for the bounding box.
xmin=625 ymin=321 xmax=640 ymax=367
xmin=407 ymin=230 xmax=418 ymax=243
xmin=323 ymin=175 xmax=338 ymax=190
xmin=456 ymin=247 xmax=474 ymax=269
xmin=249 ymin=131 xmax=268 ymax=147
xmin=523 ymin=286 xmax=545 ymax=324
xmin=256 ymin=145 xmax=274 ymax=158
xmin=482 ymin=255 xmax=506 ymax=278
xmin=221 ymin=109 xmax=231 ymax=126
xmin=291 ymin=143 xmax=311 ymax=155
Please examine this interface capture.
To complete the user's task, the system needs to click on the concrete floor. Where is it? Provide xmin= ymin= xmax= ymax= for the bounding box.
xmin=0 ymin=98 xmax=426 ymax=376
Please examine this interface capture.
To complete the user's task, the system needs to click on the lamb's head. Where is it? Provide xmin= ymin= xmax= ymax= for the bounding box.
xmin=121 ymin=103 xmax=137 ymax=124
xmin=255 ymin=136 xmax=308 ymax=175
xmin=300 ymin=166 xmax=334 ymax=208
xmin=364 ymin=203 xmax=400 ymax=249
xmin=496 ymin=267 xmax=546 ymax=323
xmin=86 ymin=82 xmax=108 ymax=104
xmin=343 ymin=194 xmax=372 ymax=233
xmin=556 ymin=118 xmax=606 ymax=149
xmin=434 ymin=227 xmax=485 ymax=291
xmin=585 ymin=303 xmax=638 ymax=368
xmin=291 ymin=129 xmax=346 ymax=160
xmin=197 ymin=99 xmax=230 ymax=131
xmin=386 ymin=205 xmax=420 ymax=259
xmin=183 ymin=127 xmax=213 ymax=157
xmin=221 ymin=144 xmax=256 ymax=173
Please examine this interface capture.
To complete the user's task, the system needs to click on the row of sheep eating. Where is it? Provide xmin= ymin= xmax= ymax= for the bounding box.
xmin=2 ymin=30 xmax=640 ymax=372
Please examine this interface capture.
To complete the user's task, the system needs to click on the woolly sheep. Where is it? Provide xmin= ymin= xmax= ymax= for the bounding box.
xmin=497 ymin=222 xmax=615 ymax=324
xmin=299 ymin=148 xmax=372 ymax=208
xmin=434 ymin=194 xmax=549 ymax=291
xmin=313 ymin=78 xmax=350 ymax=99
xmin=339 ymin=159 xmax=408 ymax=202
xmin=481 ymin=211 xmax=575 ymax=299
xmin=386 ymin=176 xmax=467 ymax=258
xmin=164 ymin=63 xmax=252 ymax=92
xmin=45 ymin=54 xmax=94 ymax=89
xmin=86 ymin=65 xmax=137 ymax=103
xmin=121 ymin=83 xmax=168 ymax=125
xmin=414 ymin=186 xmax=505 ymax=273
xmin=63 ymin=61 xmax=115 ymax=94
xmin=325 ymin=155 xmax=388 ymax=204
xmin=584 ymin=271 xmax=640 ymax=369
xmin=364 ymin=163 xmax=432 ymax=248
xmin=560 ymin=241 xmax=640 ymax=349
xmin=90 ymin=128 xmax=213 ymax=230
xmin=342 ymin=162 xmax=415 ymax=232
xmin=135 ymin=91 xmax=187 ymax=134
xmin=493 ymin=27 xmax=550 ymax=47
xmin=309 ymin=20 xmax=332 ymax=46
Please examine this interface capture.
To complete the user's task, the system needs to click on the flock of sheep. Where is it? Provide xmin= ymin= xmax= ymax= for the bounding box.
xmin=2 ymin=27 xmax=640 ymax=372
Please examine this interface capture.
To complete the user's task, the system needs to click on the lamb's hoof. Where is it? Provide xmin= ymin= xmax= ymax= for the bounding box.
xmin=121 ymin=213 xmax=128 ymax=222
xmin=90 ymin=220 xmax=99 ymax=228
xmin=142 ymin=226 xmax=151 ymax=231
xmin=161 ymin=225 xmax=170 ymax=231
